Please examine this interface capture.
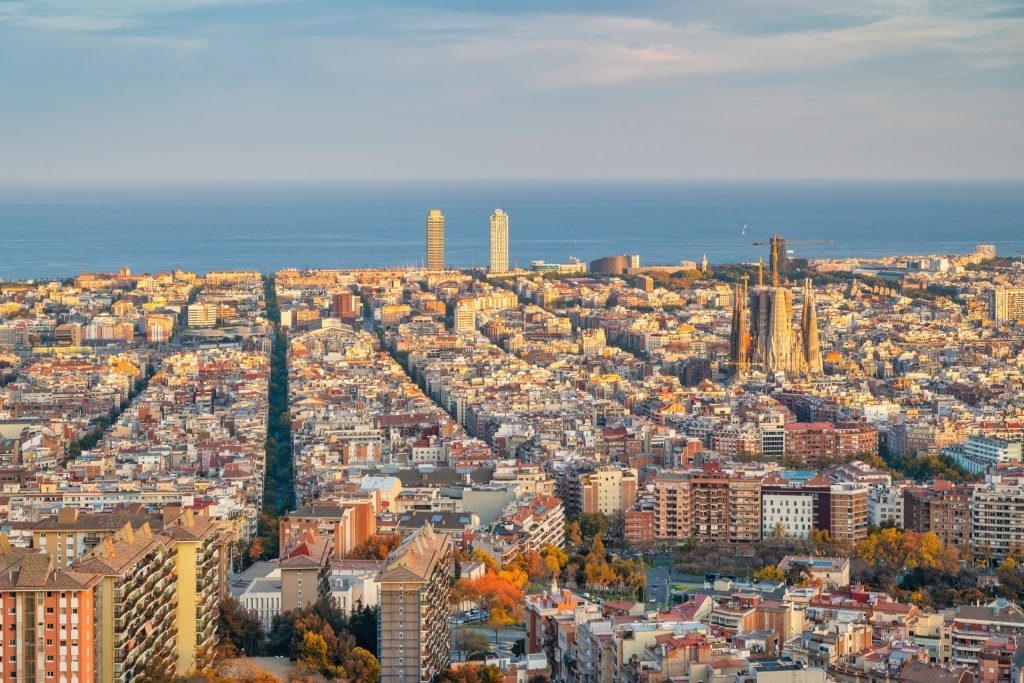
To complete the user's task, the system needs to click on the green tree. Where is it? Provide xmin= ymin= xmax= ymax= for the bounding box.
xmin=347 ymin=602 xmax=379 ymax=656
xmin=578 ymin=513 xmax=608 ymax=542
xmin=782 ymin=561 xmax=812 ymax=586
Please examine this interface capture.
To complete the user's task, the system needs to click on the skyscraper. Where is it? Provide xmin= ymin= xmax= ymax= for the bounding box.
xmin=490 ymin=208 xmax=509 ymax=274
xmin=426 ymin=209 xmax=444 ymax=271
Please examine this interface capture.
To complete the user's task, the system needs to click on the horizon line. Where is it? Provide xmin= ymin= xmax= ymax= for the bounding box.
xmin=2 ymin=176 xmax=1023 ymax=187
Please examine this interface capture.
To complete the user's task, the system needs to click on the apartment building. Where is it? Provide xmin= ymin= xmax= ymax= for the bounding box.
xmin=949 ymin=600 xmax=1024 ymax=669
xmin=579 ymin=466 xmax=639 ymax=517
xmin=32 ymin=506 xmax=160 ymax=569
xmin=763 ymin=482 xmax=819 ymax=540
xmin=0 ymin=541 xmax=99 ymax=683
xmin=278 ymin=504 xmax=378 ymax=559
xmin=280 ymin=536 xmax=333 ymax=614
xmin=653 ymin=470 xmax=763 ymax=543
xmin=75 ymin=524 xmax=179 ymax=683
xmin=970 ymin=475 xmax=1024 ymax=566
xmin=903 ymin=480 xmax=972 ymax=552
xmin=828 ymin=483 xmax=869 ymax=544
xmin=378 ymin=524 xmax=452 ymax=683
xmin=653 ymin=472 xmax=691 ymax=540
xmin=162 ymin=508 xmax=224 ymax=674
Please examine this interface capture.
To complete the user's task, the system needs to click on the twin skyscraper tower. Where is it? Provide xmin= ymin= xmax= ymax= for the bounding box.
xmin=425 ymin=208 xmax=509 ymax=274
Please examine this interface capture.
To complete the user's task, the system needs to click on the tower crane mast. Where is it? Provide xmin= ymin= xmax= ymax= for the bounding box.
xmin=751 ymin=235 xmax=833 ymax=286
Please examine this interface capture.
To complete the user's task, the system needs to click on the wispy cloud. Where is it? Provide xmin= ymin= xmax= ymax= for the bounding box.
xmin=117 ymin=35 xmax=208 ymax=55
xmin=3 ymin=14 xmax=139 ymax=31
xmin=381 ymin=7 xmax=1024 ymax=90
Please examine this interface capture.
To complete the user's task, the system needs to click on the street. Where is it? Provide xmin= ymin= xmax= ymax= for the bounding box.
xmin=646 ymin=566 xmax=671 ymax=609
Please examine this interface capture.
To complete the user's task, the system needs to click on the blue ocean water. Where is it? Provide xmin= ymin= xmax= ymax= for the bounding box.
xmin=0 ymin=180 xmax=1022 ymax=280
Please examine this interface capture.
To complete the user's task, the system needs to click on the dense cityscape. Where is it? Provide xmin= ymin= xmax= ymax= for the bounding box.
xmin=1 ymin=208 xmax=1024 ymax=683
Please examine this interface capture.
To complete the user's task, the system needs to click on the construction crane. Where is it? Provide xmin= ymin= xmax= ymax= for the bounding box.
xmin=752 ymin=235 xmax=833 ymax=286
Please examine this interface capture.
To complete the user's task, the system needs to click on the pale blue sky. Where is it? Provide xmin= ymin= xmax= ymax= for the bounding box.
xmin=1 ymin=0 xmax=1022 ymax=180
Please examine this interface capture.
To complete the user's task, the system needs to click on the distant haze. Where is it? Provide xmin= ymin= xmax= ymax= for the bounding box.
xmin=0 ymin=1 xmax=1022 ymax=181
xmin=1 ymin=180 xmax=1022 ymax=280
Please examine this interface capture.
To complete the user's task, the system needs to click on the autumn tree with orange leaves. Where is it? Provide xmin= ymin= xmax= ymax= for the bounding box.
xmin=452 ymin=566 xmax=526 ymax=639
xmin=346 ymin=534 xmax=402 ymax=560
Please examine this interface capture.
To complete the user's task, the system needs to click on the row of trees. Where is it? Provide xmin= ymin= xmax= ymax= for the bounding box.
xmin=244 ymin=277 xmax=297 ymax=567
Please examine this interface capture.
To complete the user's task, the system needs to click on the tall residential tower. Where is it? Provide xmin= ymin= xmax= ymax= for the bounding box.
xmin=426 ymin=209 xmax=445 ymax=271
xmin=378 ymin=524 xmax=452 ymax=683
xmin=490 ymin=208 xmax=509 ymax=274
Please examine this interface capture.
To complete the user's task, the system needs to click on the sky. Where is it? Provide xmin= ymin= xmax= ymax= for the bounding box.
xmin=1 ymin=0 xmax=1022 ymax=181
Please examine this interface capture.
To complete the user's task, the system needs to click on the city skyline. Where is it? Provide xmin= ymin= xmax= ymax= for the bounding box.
xmin=1 ymin=1 xmax=1022 ymax=182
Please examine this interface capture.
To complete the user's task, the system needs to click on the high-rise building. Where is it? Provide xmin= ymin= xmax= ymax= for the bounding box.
xmin=0 ymin=543 xmax=99 ymax=683
xmin=828 ymin=482 xmax=869 ymax=543
xmin=426 ymin=209 xmax=445 ymax=271
xmin=989 ymin=288 xmax=1024 ymax=323
xmin=378 ymin=524 xmax=452 ymax=683
xmin=490 ymin=208 xmax=509 ymax=274
xmin=75 ymin=524 xmax=180 ymax=682
xmin=162 ymin=508 xmax=225 ymax=675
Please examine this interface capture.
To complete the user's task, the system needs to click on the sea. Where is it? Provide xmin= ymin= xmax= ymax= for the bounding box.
xmin=1 ymin=180 xmax=1022 ymax=281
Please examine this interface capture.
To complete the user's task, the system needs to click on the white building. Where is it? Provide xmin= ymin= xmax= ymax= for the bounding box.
xmin=330 ymin=559 xmax=382 ymax=615
xmin=230 ymin=561 xmax=282 ymax=631
xmin=946 ymin=435 xmax=1022 ymax=475
xmin=868 ymin=483 xmax=905 ymax=528
xmin=762 ymin=489 xmax=816 ymax=540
